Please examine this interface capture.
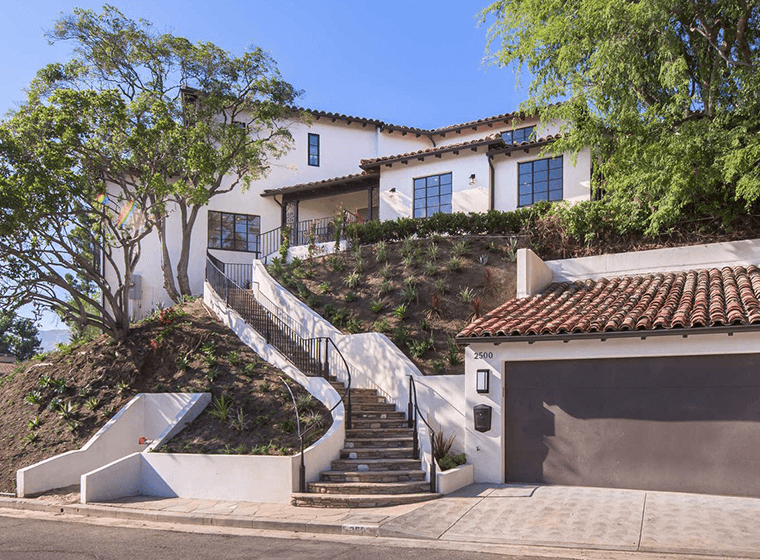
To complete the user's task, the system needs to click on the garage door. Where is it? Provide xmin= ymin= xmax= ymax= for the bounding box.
xmin=504 ymin=353 xmax=760 ymax=497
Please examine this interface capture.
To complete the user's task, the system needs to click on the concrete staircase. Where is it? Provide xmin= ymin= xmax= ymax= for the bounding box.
xmin=291 ymin=378 xmax=441 ymax=508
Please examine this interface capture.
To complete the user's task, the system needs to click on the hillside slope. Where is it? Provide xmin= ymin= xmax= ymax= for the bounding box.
xmin=0 ymin=300 xmax=330 ymax=494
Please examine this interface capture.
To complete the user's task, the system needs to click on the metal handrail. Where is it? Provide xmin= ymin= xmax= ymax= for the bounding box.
xmin=206 ymin=255 xmax=353 ymax=493
xmin=255 ymin=212 xmax=360 ymax=262
xmin=408 ymin=375 xmax=437 ymax=494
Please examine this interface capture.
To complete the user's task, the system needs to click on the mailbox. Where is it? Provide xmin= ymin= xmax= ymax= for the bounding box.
xmin=473 ymin=404 xmax=492 ymax=433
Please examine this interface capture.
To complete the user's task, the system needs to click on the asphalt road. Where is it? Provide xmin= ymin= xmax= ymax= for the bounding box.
xmin=0 ymin=515 xmax=558 ymax=560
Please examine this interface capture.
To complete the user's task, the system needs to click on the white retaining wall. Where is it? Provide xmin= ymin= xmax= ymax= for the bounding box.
xmin=82 ymin=452 xmax=298 ymax=504
xmin=250 ymin=260 xmax=468 ymax=488
xmin=17 ymin=392 xmax=209 ymax=498
xmin=82 ymin=289 xmax=346 ymax=504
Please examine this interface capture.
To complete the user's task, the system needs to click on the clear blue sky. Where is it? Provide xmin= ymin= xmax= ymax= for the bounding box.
xmin=3 ymin=0 xmax=528 ymax=332
xmin=1 ymin=0 xmax=529 ymax=128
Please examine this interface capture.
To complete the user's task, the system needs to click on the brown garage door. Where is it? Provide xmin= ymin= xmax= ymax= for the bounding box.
xmin=504 ymin=353 xmax=760 ymax=497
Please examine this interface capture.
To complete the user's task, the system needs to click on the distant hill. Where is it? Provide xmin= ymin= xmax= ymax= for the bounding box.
xmin=38 ymin=329 xmax=70 ymax=352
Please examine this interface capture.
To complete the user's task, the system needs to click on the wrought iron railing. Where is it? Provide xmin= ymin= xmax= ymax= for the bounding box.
xmin=408 ymin=375 xmax=437 ymax=493
xmin=255 ymin=211 xmax=360 ymax=262
xmin=206 ymin=254 xmax=353 ymax=493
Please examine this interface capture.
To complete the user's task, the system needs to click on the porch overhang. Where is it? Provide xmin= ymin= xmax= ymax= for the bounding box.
xmin=260 ymin=171 xmax=380 ymax=203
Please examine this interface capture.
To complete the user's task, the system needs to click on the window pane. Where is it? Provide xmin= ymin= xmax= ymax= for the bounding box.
xmin=549 ymin=167 xmax=563 ymax=180
xmin=414 ymin=197 xmax=426 ymax=209
xmin=533 ymin=159 xmax=548 ymax=171
xmin=427 ymin=175 xmax=440 ymax=187
xmin=440 ymin=173 xmax=452 ymax=185
xmin=208 ymin=212 xmax=221 ymax=248
xmin=414 ymin=178 xmax=425 ymax=190
xmin=440 ymin=182 xmax=452 ymax=195
xmin=549 ymin=157 xmax=563 ymax=169
xmin=221 ymin=214 xmax=234 ymax=250
xmin=501 ymin=131 xmax=513 ymax=144
xmin=414 ymin=207 xmax=425 ymax=218
xmin=428 ymin=185 xmax=439 ymax=196
xmin=534 ymin=169 xmax=548 ymax=182
xmin=519 ymin=194 xmax=533 ymax=206
xmin=440 ymin=193 xmax=452 ymax=205
xmin=549 ymin=189 xmax=563 ymax=201
xmin=440 ymin=203 xmax=452 ymax=214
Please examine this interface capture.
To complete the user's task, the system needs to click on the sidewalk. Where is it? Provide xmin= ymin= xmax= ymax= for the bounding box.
xmin=2 ymin=483 xmax=760 ymax=558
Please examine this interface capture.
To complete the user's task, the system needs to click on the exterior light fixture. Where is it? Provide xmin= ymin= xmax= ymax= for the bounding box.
xmin=469 ymin=174 xmax=476 ymax=185
xmin=476 ymin=369 xmax=490 ymax=394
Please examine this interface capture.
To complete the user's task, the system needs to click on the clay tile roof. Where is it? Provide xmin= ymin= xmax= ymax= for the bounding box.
xmin=260 ymin=170 xmax=378 ymax=198
xmin=458 ymin=265 xmax=760 ymax=340
xmin=359 ymin=133 xmax=560 ymax=169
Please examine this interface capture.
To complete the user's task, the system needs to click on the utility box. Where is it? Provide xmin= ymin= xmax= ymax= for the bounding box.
xmin=473 ymin=404 xmax=492 ymax=433
xmin=128 ymin=275 xmax=142 ymax=299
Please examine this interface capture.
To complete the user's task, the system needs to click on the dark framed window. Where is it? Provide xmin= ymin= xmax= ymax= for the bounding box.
xmin=502 ymin=126 xmax=535 ymax=145
xmin=308 ymin=133 xmax=320 ymax=166
xmin=518 ymin=156 xmax=563 ymax=207
xmin=413 ymin=172 xmax=452 ymax=218
xmin=208 ymin=211 xmax=261 ymax=253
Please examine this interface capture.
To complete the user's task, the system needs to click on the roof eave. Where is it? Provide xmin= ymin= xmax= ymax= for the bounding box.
xmin=455 ymin=324 xmax=760 ymax=346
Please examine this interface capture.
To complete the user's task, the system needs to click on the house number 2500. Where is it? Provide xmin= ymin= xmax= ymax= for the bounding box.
xmin=474 ymin=351 xmax=493 ymax=360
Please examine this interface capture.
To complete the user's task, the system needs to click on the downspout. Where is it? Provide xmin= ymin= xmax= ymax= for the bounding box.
xmin=488 ymin=154 xmax=496 ymax=211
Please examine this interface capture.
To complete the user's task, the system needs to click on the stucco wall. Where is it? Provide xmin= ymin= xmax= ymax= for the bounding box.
xmin=492 ymin=146 xmax=591 ymax=213
xmin=18 ymin=392 xmax=209 ymax=498
xmin=463 ymin=328 xmax=760 ymax=484
xmin=378 ymin=151 xmax=492 ymax=221
xmin=547 ymin=237 xmax=760 ymax=281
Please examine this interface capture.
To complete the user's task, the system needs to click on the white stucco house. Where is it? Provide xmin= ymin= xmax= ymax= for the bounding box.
xmin=124 ymin=104 xmax=591 ymax=316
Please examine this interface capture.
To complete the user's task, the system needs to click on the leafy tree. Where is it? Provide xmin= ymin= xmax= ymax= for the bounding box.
xmin=481 ymin=0 xmax=760 ymax=233
xmin=44 ymin=5 xmax=299 ymax=301
xmin=0 ymin=311 xmax=42 ymax=361
xmin=0 ymin=88 xmax=154 ymax=340
xmin=0 ymin=6 xmax=299 ymax=341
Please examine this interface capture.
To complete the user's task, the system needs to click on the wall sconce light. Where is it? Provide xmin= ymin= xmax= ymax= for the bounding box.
xmin=476 ymin=369 xmax=490 ymax=394
xmin=469 ymin=174 xmax=476 ymax=185
xmin=389 ymin=187 xmax=396 ymax=193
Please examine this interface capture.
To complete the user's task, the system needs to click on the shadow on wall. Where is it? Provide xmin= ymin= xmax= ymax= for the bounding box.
xmin=504 ymin=353 xmax=760 ymax=498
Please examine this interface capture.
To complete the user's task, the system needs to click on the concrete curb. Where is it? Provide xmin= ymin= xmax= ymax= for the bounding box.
xmin=0 ymin=497 xmax=380 ymax=537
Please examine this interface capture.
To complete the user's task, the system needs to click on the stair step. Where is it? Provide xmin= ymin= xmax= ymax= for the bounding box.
xmin=331 ymin=458 xmax=422 ymax=471
xmin=344 ymin=436 xmax=413 ymax=448
xmin=349 ymin=420 xmax=409 ymax=430
xmin=346 ymin=395 xmax=387 ymax=404
xmin=340 ymin=447 xmax=414 ymax=459
xmin=306 ymin=481 xmax=432 ymax=495
xmin=350 ymin=403 xmax=398 ymax=412
xmin=352 ymin=411 xmax=406 ymax=420
xmin=292 ymin=492 xmax=440 ymax=508
xmin=320 ymin=469 xmax=426 ymax=483
xmin=346 ymin=427 xmax=414 ymax=438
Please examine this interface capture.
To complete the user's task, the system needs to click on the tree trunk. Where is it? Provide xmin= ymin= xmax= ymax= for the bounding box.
xmin=176 ymin=203 xmax=200 ymax=297
xmin=155 ymin=214 xmax=182 ymax=302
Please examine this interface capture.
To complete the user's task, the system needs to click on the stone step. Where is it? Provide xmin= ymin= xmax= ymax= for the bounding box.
xmin=291 ymin=492 xmax=440 ymax=508
xmin=331 ymin=458 xmax=422 ymax=472
xmin=348 ymin=419 xmax=410 ymax=430
xmin=346 ymin=428 xmax=414 ymax=440
xmin=349 ymin=402 xmax=398 ymax=412
xmin=340 ymin=447 xmax=414 ymax=459
xmin=306 ymin=481 xmax=432 ymax=495
xmin=344 ymin=437 xmax=413 ymax=449
xmin=320 ymin=469 xmax=426 ymax=483
xmin=345 ymin=394 xmax=387 ymax=404
xmin=351 ymin=411 xmax=406 ymax=421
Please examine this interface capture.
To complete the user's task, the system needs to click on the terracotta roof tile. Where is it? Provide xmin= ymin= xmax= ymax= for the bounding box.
xmin=360 ymin=133 xmax=560 ymax=169
xmin=459 ymin=265 xmax=760 ymax=340
xmin=260 ymin=171 xmax=378 ymax=198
